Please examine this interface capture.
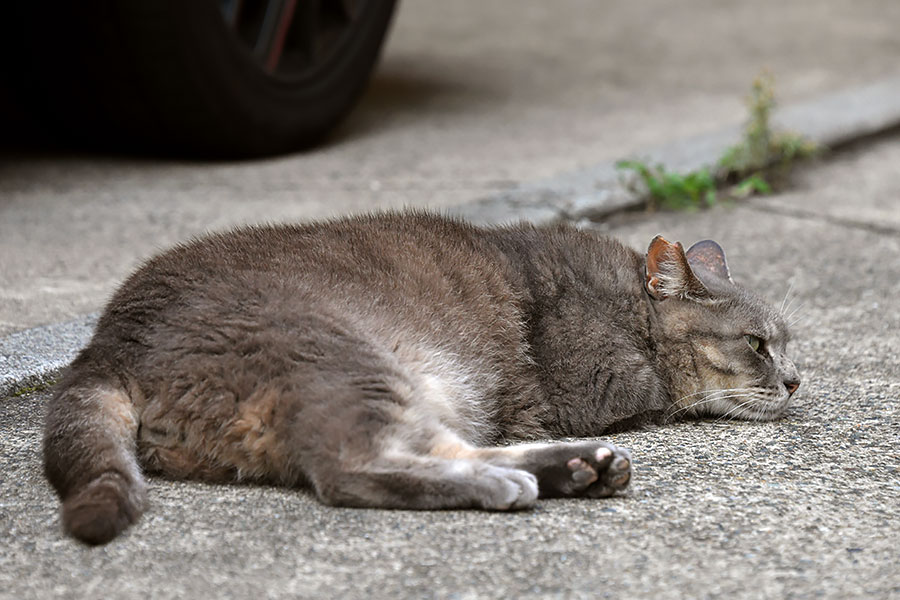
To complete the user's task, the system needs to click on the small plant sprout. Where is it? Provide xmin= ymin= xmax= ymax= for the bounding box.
xmin=617 ymin=71 xmax=819 ymax=211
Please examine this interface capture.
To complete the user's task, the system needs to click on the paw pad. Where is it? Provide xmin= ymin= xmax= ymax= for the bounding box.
xmin=595 ymin=447 xmax=612 ymax=462
xmin=567 ymin=458 xmax=599 ymax=486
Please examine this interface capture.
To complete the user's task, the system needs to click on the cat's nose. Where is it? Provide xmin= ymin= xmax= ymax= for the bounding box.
xmin=784 ymin=378 xmax=800 ymax=396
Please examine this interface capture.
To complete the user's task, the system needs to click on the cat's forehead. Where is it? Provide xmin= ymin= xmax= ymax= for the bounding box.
xmin=722 ymin=284 xmax=790 ymax=339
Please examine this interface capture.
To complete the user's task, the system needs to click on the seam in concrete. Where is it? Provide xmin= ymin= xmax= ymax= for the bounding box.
xmin=4 ymin=76 xmax=900 ymax=398
xmin=744 ymin=202 xmax=900 ymax=237
xmin=450 ymin=75 xmax=900 ymax=226
xmin=0 ymin=314 xmax=97 ymax=398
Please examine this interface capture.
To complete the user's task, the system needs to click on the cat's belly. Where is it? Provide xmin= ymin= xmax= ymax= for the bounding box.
xmin=129 ymin=339 xmax=502 ymax=485
xmin=135 ymin=382 xmax=300 ymax=484
xmin=384 ymin=343 xmax=499 ymax=446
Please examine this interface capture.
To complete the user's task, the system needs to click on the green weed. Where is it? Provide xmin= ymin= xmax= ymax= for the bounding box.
xmin=718 ymin=71 xmax=819 ymax=181
xmin=616 ymin=71 xmax=818 ymax=211
xmin=10 ymin=379 xmax=57 ymax=398
xmin=615 ymin=160 xmax=717 ymax=211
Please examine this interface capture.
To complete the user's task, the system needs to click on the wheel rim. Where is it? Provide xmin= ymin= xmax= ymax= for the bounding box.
xmin=219 ymin=0 xmax=365 ymax=79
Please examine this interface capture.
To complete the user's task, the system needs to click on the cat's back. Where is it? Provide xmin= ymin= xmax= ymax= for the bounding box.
xmin=106 ymin=212 xmax=516 ymax=326
xmin=90 ymin=213 xmax=530 ymax=399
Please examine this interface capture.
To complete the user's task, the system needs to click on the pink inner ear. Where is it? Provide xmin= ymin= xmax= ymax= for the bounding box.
xmin=646 ymin=236 xmax=680 ymax=276
xmin=646 ymin=235 xmax=712 ymax=300
xmin=645 ymin=236 xmax=677 ymax=297
xmin=686 ymin=240 xmax=731 ymax=282
xmin=645 ymin=237 xmax=667 ymax=280
xmin=645 ymin=235 xmax=694 ymax=299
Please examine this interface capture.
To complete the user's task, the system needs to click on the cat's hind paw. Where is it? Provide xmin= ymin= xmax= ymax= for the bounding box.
xmin=477 ymin=465 xmax=539 ymax=511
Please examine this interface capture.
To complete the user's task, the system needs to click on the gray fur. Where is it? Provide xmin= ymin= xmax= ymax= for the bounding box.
xmin=42 ymin=212 xmax=798 ymax=544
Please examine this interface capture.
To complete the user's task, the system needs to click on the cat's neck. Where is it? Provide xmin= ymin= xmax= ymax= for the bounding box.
xmin=484 ymin=224 xmax=674 ymax=435
xmin=644 ymin=294 xmax=699 ymax=415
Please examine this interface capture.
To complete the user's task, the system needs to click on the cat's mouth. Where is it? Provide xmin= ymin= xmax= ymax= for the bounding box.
xmin=674 ymin=386 xmax=791 ymax=421
xmin=728 ymin=396 xmax=791 ymax=421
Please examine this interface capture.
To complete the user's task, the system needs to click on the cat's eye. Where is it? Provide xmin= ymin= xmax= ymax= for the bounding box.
xmin=744 ymin=334 xmax=764 ymax=354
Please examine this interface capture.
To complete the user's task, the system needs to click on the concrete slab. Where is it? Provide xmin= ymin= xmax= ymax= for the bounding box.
xmin=754 ymin=133 xmax=900 ymax=232
xmin=0 ymin=314 xmax=95 ymax=398
xmin=2 ymin=158 xmax=898 ymax=599
xmin=371 ymin=0 xmax=900 ymax=179
xmin=453 ymin=77 xmax=900 ymax=226
xmin=1 ymin=2 xmax=899 ymax=597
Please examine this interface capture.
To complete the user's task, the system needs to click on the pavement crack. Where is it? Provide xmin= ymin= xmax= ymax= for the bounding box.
xmin=744 ymin=202 xmax=900 ymax=236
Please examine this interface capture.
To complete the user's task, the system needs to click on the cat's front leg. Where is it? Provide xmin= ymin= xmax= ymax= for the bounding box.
xmin=520 ymin=441 xmax=631 ymax=498
xmin=468 ymin=441 xmax=632 ymax=498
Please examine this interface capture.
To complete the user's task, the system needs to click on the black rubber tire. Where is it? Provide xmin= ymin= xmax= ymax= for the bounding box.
xmin=5 ymin=1 xmax=397 ymax=157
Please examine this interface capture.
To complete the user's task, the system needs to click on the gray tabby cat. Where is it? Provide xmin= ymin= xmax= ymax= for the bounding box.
xmin=43 ymin=212 xmax=800 ymax=545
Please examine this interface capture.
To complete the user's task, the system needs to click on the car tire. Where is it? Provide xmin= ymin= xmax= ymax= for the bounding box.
xmin=6 ymin=0 xmax=397 ymax=157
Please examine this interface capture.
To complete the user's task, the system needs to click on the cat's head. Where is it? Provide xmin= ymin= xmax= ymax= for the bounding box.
xmin=644 ymin=235 xmax=800 ymax=421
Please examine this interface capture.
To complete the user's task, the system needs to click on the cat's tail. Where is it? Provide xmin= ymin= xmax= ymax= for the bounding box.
xmin=43 ymin=355 xmax=146 ymax=545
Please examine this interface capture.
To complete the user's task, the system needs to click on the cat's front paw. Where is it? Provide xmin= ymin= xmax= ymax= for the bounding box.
xmin=525 ymin=441 xmax=632 ymax=498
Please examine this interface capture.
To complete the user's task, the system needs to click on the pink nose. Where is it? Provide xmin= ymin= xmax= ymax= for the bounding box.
xmin=784 ymin=379 xmax=800 ymax=396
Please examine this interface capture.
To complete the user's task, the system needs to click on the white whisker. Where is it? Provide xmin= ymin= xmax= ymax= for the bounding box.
xmin=782 ymin=289 xmax=798 ymax=317
xmin=780 ymin=280 xmax=795 ymax=314
xmin=674 ymin=387 xmax=757 ymax=402
xmin=784 ymin=300 xmax=807 ymax=323
xmin=788 ymin=314 xmax=807 ymax=328
xmin=715 ymin=396 xmax=762 ymax=422
xmin=669 ymin=389 xmax=758 ymax=418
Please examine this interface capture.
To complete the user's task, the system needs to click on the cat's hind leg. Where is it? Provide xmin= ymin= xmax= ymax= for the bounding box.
xmin=289 ymin=375 xmax=627 ymax=507
xmin=284 ymin=370 xmax=538 ymax=511
xmin=309 ymin=452 xmax=539 ymax=510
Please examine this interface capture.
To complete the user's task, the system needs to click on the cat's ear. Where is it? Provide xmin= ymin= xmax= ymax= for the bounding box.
xmin=685 ymin=239 xmax=733 ymax=286
xmin=645 ymin=235 xmax=709 ymax=301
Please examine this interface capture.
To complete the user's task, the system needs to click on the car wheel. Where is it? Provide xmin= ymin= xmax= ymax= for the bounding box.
xmin=6 ymin=0 xmax=398 ymax=157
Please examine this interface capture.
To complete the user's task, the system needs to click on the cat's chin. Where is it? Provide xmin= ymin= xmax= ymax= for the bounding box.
xmin=722 ymin=394 xmax=792 ymax=422
xmin=739 ymin=405 xmax=788 ymax=421
xmin=675 ymin=386 xmax=792 ymax=422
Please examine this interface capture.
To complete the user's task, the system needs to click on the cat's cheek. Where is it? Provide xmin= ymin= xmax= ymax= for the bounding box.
xmin=689 ymin=343 xmax=741 ymax=392
xmin=693 ymin=341 xmax=732 ymax=373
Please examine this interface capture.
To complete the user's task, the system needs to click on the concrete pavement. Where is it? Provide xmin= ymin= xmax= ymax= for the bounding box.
xmin=1 ymin=1 xmax=899 ymax=598
xmin=2 ymin=136 xmax=898 ymax=599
